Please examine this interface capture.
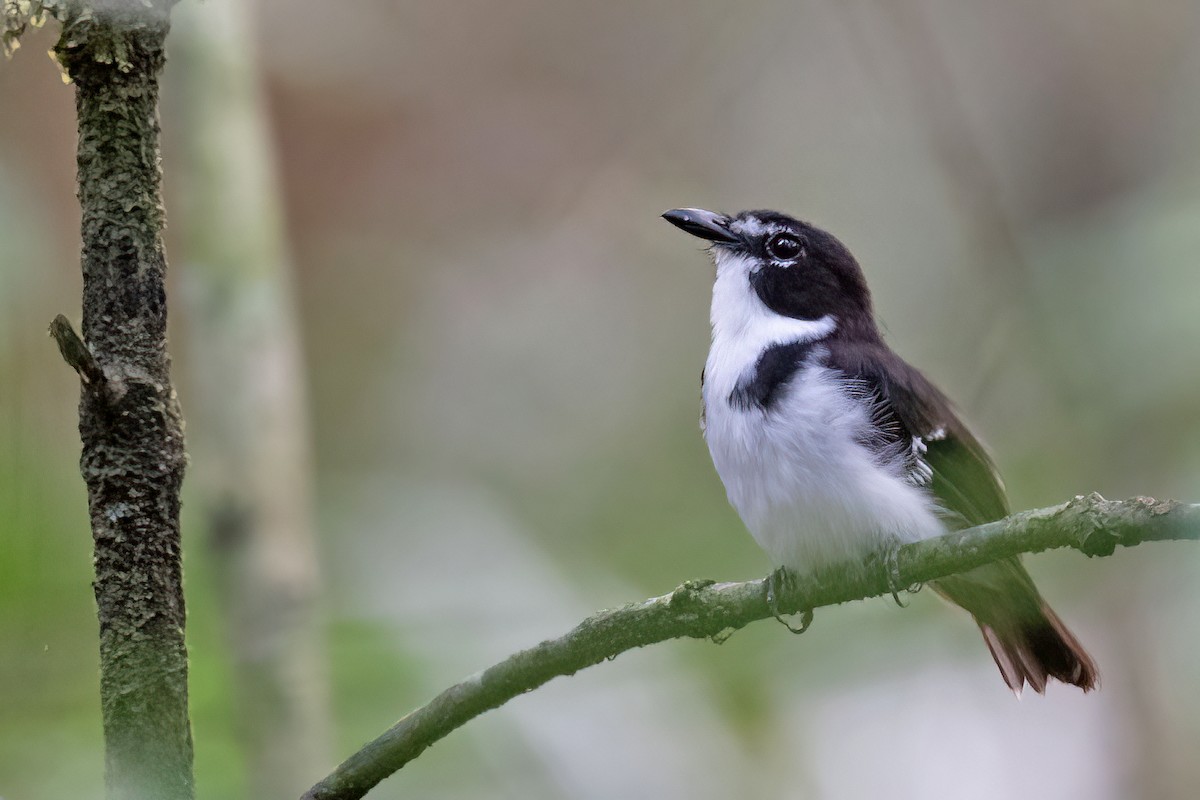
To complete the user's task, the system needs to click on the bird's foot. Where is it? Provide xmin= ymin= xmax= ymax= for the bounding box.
xmin=766 ymin=566 xmax=813 ymax=634
xmin=877 ymin=538 xmax=920 ymax=608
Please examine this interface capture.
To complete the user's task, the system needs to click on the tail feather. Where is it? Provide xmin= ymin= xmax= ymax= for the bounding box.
xmin=932 ymin=559 xmax=1098 ymax=695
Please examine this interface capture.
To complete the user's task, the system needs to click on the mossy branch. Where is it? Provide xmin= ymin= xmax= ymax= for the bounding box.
xmin=302 ymin=493 xmax=1199 ymax=800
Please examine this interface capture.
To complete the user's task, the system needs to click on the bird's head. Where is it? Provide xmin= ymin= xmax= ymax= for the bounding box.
xmin=663 ymin=208 xmax=876 ymax=338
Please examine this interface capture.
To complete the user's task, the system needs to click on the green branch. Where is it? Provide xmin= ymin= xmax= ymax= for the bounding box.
xmin=302 ymin=494 xmax=1200 ymax=800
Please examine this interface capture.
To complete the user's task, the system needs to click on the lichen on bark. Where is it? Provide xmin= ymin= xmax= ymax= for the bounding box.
xmin=3 ymin=1 xmax=69 ymax=57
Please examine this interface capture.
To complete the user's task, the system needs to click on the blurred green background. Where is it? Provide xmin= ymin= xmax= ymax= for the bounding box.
xmin=3 ymin=1 xmax=1200 ymax=798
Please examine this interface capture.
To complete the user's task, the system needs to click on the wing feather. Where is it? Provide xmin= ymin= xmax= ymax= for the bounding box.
xmin=825 ymin=340 xmax=1007 ymax=526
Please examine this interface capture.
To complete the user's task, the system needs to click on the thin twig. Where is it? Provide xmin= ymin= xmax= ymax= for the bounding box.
xmin=302 ymin=494 xmax=1199 ymax=800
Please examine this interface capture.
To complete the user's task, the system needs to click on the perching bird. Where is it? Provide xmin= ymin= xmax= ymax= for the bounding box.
xmin=663 ymin=207 xmax=1097 ymax=694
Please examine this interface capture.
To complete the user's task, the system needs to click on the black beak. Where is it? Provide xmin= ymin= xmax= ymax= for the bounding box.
xmin=662 ymin=208 xmax=740 ymax=245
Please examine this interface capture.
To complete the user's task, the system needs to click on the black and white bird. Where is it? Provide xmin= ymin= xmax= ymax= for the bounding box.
xmin=663 ymin=207 xmax=1097 ymax=694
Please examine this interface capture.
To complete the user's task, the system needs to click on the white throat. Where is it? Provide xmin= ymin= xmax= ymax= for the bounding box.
xmin=705 ymin=249 xmax=836 ymax=403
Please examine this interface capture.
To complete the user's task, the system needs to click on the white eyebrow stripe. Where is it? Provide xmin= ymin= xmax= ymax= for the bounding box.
xmin=730 ymin=218 xmax=769 ymax=237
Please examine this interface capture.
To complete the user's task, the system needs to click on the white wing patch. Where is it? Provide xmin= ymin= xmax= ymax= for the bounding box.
xmin=908 ymin=436 xmax=934 ymax=487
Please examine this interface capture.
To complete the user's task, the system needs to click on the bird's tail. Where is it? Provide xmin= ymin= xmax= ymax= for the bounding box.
xmin=932 ymin=559 xmax=1098 ymax=694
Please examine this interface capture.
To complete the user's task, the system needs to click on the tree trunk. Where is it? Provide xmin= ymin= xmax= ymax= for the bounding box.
xmin=53 ymin=2 xmax=193 ymax=798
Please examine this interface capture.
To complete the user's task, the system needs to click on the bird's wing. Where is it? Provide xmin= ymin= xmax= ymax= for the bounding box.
xmin=825 ymin=340 xmax=1097 ymax=693
xmin=826 ymin=340 xmax=1008 ymax=526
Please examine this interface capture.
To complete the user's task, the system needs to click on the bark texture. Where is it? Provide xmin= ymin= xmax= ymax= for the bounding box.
xmin=52 ymin=2 xmax=193 ymax=798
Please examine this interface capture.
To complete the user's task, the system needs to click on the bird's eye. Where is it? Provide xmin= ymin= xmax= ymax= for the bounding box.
xmin=766 ymin=233 xmax=803 ymax=261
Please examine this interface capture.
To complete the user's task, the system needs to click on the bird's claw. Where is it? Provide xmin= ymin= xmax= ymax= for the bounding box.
xmin=766 ymin=567 xmax=813 ymax=634
xmin=881 ymin=538 xmax=909 ymax=608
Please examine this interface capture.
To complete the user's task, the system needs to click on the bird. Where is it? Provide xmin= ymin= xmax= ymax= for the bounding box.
xmin=662 ymin=206 xmax=1097 ymax=694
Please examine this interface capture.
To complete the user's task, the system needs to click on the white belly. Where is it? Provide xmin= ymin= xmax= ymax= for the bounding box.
xmin=703 ymin=360 xmax=945 ymax=574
